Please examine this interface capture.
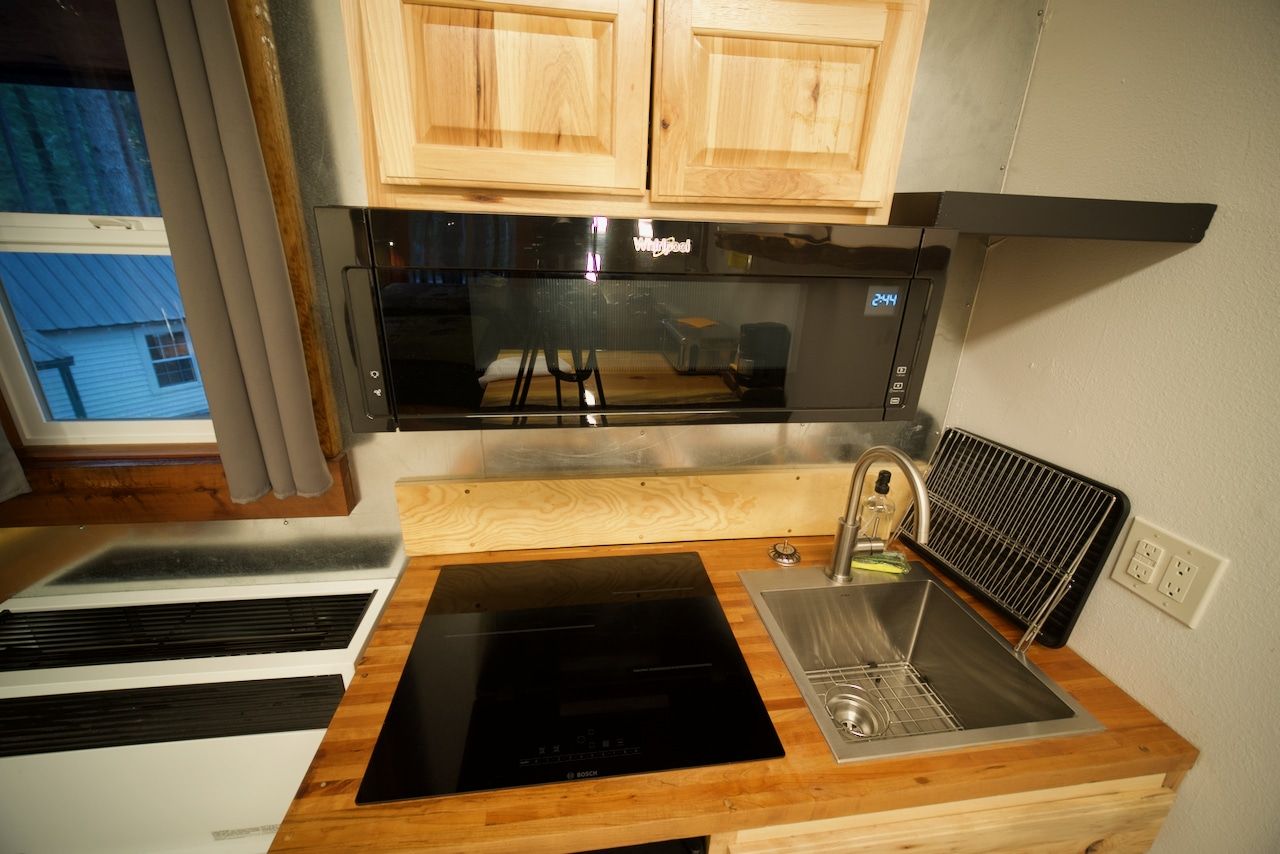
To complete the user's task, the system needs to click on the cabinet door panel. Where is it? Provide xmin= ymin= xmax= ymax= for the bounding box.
xmin=653 ymin=0 xmax=927 ymax=209
xmin=359 ymin=0 xmax=651 ymax=193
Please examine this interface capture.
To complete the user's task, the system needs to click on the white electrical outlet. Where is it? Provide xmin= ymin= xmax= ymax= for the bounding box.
xmin=1125 ymin=557 xmax=1156 ymax=583
xmin=1135 ymin=538 xmax=1164 ymax=564
xmin=1110 ymin=516 xmax=1228 ymax=627
xmin=1158 ymin=557 xmax=1198 ymax=602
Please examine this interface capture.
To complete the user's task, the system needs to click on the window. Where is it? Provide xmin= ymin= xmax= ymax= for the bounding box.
xmin=145 ymin=327 xmax=198 ymax=388
xmin=0 ymin=0 xmax=351 ymax=527
xmin=0 ymin=1 xmax=213 ymax=446
xmin=0 ymin=215 xmax=214 ymax=443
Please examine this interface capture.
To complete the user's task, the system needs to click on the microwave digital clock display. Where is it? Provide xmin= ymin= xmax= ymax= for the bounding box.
xmin=864 ymin=286 xmax=902 ymax=317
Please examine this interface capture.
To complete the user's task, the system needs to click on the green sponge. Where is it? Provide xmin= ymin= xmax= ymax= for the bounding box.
xmin=850 ymin=551 xmax=910 ymax=575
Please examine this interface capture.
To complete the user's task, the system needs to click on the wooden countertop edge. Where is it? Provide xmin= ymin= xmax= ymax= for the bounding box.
xmin=271 ymin=537 xmax=1198 ymax=853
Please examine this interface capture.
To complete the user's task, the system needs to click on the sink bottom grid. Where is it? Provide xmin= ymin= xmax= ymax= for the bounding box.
xmin=805 ymin=661 xmax=963 ymax=742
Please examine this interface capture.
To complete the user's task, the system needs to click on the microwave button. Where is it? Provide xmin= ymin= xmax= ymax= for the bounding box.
xmin=886 ymin=395 xmax=905 ymax=408
xmin=889 ymin=380 xmax=906 ymax=392
xmin=894 ymin=365 xmax=910 ymax=377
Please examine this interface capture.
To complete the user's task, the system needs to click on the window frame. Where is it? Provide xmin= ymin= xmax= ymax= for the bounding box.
xmin=0 ymin=0 xmax=350 ymax=527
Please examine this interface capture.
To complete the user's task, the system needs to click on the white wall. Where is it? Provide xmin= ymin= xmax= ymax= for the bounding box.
xmin=948 ymin=2 xmax=1280 ymax=851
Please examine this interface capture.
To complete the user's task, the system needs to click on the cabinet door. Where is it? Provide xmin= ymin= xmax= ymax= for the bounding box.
xmin=357 ymin=0 xmax=651 ymax=194
xmin=651 ymin=0 xmax=927 ymax=209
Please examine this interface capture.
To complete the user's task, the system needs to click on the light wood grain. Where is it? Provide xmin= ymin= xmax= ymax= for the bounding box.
xmin=716 ymin=774 xmax=1173 ymax=853
xmin=368 ymin=182 xmax=891 ymax=222
xmin=651 ymin=0 xmax=928 ymax=214
xmin=694 ymin=35 xmax=873 ymax=174
xmin=342 ymin=0 xmax=893 ymax=223
xmin=395 ymin=465 xmax=928 ymax=555
xmin=396 ymin=468 xmax=853 ymax=554
xmin=356 ymin=0 xmax=650 ymax=193
xmin=855 ymin=0 xmax=928 ymax=214
xmin=270 ymin=537 xmax=1196 ymax=853
xmin=407 ymin=6 xmax=611 ymax=154
xmin=690 ymin=0 xmax=889 ymax=42
xmin=404 ymin=0 xmax=622 ymax=15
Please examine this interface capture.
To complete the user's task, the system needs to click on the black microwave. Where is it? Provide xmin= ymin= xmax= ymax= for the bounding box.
xmin=315 ymin=208 xmax=954 ymax=432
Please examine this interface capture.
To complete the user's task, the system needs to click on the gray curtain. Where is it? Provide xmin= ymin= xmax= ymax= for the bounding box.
xmin=0 ymin=429 xmax=31 ymax=503
xmin=116 ymin=0 xmax=331 ymax=502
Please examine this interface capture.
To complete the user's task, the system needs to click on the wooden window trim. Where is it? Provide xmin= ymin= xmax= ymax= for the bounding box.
xmin=0 ymin=0 xmax=354 ymax=527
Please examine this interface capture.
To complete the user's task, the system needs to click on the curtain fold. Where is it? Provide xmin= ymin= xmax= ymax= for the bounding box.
xmin=116 ymin=0 xmax=331 ymax=502
xmin=0 ymin=428 xmax=31 ymax=503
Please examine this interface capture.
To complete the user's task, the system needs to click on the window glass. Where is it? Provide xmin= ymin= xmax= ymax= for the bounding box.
xmin=0 ymin=82 xmax=160 ymax=217
xmin=0 ymin=0 xmax=211 ymax=442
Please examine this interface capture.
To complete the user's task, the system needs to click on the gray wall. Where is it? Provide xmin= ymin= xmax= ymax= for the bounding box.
xmin=947 ymin=2 xmax=1280 ymax=850
xmin=896 ymin=0 xmax=1044 ymax=193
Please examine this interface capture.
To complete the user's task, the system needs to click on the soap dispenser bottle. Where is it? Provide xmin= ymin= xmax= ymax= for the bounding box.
xmin=861 ymin=470 xmax=896 ymax=541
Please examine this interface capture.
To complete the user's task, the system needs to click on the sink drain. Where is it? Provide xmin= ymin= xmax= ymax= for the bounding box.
xmin=824 ymin=684 xmax=889 ymax=738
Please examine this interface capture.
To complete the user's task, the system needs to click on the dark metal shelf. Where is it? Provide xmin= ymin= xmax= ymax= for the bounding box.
xmin=889 ymin=191 xmax=1216 ymax=243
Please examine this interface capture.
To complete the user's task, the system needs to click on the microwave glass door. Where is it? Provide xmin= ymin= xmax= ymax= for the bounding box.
xmin=373 ymin=269 xmax=910 ymax=422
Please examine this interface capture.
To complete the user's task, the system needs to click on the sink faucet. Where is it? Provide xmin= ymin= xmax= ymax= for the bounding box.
xmin=826 ymin=445 xmax=931 ymax=584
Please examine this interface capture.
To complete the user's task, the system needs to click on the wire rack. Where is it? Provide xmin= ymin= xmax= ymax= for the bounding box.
xmin=902 ymin=428 xmax=1127 ymax=651
xmin=806 ymin=662 xmax=963 ymax=741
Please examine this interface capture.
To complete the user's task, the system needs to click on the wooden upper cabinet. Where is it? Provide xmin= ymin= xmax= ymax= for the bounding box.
xmin=651 ymin=0 xmax=928 ymax=209
xmin=356 ymin=0 xmax=652 ymax=194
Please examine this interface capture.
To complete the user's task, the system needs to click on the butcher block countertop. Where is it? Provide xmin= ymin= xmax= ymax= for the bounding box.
xmin=270 ymin=537 xmax=1197 ymax=854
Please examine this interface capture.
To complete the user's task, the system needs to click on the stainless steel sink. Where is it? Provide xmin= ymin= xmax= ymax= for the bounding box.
xmin=740 ymin=564 xmax=1101 ymax=763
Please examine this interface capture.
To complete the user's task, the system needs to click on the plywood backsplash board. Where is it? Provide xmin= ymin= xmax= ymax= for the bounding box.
xmin=395 ymin=466 xmax=920 ymax=556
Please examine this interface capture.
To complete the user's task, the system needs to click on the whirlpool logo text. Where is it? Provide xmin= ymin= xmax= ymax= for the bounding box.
xmin=632 ymin=236 xmax=693 ymax=256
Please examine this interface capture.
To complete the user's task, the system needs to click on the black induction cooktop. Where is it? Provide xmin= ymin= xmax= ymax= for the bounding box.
xmin=356 ymin=552 xmax=783 ymax=804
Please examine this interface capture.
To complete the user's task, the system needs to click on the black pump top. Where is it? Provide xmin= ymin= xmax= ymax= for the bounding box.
xmin=874 ymin=470 xmax=892 ymax=495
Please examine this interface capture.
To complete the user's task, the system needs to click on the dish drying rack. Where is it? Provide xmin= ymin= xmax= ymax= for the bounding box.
xmin=901 ymin=428 xmax=1129 ymax=652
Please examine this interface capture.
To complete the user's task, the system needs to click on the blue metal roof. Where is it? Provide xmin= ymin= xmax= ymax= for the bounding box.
xmin=0 ymin=252 xmax=185 ymax=332
xmin=23 ymin=327 xmax=73 ymax=367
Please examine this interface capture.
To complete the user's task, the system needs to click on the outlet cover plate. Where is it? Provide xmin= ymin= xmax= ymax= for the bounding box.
xmin=1110 ymin=516 xmax=1228 ymax=627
